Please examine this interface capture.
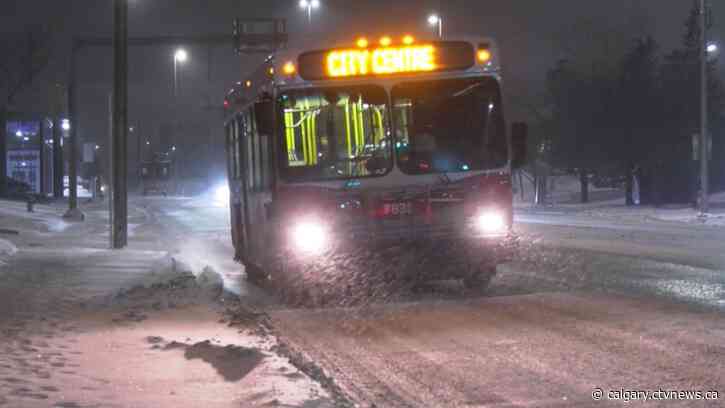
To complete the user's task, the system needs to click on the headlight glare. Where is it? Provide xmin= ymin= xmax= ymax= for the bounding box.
xmin=214 ymin=185 xmax=230 ymax=206
xmin=474 ymin=211 xmax=506 ymax=234
xmin=291 ymin=220 xmax=328 ymax=253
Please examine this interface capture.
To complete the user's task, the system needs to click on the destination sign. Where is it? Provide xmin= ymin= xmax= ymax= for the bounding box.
xmin=298 ymin=41 xmax=475 ymax=80
xmin=327 ymin=46 xmax=436 ymax=77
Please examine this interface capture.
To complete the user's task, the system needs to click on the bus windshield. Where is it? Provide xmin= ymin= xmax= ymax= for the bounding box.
xmin=279 ymin=85 xmax=392 ymax=182
xmin=392 ymin=77 xmax=507 ymax=175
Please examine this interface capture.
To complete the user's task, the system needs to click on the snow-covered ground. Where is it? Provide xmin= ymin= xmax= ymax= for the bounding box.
xmin=517 ymin=175 xmax=725 ymax=228
xmin=0 ymin=199 xmax=71 ymax=233
xmin=0 ymin=238 xmax=17 ymax=266
xmin=515 ymin=174 xmax=623 ymax=207
xmin=0 ymin=196 xmax=338 ymax=408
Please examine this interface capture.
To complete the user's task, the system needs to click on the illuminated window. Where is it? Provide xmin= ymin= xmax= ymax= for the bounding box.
xmin=279 ymin=86 xmax=391 ymax=181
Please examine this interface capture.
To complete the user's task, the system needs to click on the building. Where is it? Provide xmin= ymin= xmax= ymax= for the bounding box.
xmin=0 ymin=111 xmax=64 ymax=197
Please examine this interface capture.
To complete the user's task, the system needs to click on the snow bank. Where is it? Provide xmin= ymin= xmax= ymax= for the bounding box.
xmin=515 ymin=174 xmax=623 ymax=206
xmin=0 ymin=238 xmax=18 ymax=266
xmin=0 ymin=199 xmax=71 ymax=232
xmin=197 ymin=266 xmax=224 ymax=297
xmin=105 ymin=256 xmax=227 ymax=312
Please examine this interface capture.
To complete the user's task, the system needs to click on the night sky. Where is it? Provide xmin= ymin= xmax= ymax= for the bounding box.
xmin=1 ymin=0 xmax=723 ymax=174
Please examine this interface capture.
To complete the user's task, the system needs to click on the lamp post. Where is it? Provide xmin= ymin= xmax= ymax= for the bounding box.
xmin=428 ymin=14 xmax=443 ymax=39
xmin=698 ymin=0 xmax=712 ymax=214
xmin=299 ymin=0 xmax=320 ymax=25
xmin=173 ymin=48 xmax=188 ymax=98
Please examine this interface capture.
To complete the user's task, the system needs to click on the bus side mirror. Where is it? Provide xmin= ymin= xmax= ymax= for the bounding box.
xmin=511 ymin=122 xmax=528 ymax=169
xmin=255 ymin=100 xmax=274 ymax=135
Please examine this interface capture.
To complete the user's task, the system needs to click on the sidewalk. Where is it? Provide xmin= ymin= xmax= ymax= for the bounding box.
xmin=0 ymin=198 xmax=336 ymax=408
xmin=517 ymin=190 xmax=725 ymax=228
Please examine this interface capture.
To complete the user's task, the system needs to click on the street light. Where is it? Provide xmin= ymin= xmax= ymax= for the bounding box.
xmin=699 ymin=0 xmax=710 ymax=214
xmin=299 ymin=0 xmax=320 ymax=25
xmin=173 ymin=48 xmax=188 ymax=97
xmin=174 ymin=48 xmax=187 ymax=63
xmin=428 ymin=14 xmax=443 ymax=38
xmin=707 ymin=43 xmax=718 ymax=54
xmin=61 ymin=119 xmax=71 ymax=131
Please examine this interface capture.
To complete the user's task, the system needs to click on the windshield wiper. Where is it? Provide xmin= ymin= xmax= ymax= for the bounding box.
xmin=483 ymin=98 xmax=493 ymax=145
xmin=452 ymin=82 xmax=484 ymax=98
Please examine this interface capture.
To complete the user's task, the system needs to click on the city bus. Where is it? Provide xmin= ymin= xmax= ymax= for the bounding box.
xmin=223 ymin=35 xmax=527 ymax=292
xmin=140 ymin=153 xmax=173 ymax=196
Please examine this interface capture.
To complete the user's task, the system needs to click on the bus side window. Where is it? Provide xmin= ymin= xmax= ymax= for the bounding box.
xmin=237 ymin=114 xmax=248 ymax=186
xmin=226 ymin=123 xmax=235 ymax=180
xmin=250 ymin=108 xmax=262 ymax=191
xmin=260 ymin=133 xmax=271 ymax=190
xmin=243 ymin=111 xmax=255 ymax=192
xmin=234 ymin=117 xmax=243 ymax=180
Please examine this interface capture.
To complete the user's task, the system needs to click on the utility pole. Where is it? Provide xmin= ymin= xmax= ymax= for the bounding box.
xmin=52 ymin=84 xmax=64 ymax=199
xmin=135 ymin=123 xmax=141 ymax=164
xmin=699 ymin=0 xmax=709 ymax=214
xmin=110 ymin=0 xmax=128 ymax=249
xmin=64 ymin=41 xmax=84 ymax=221
xmin=135 ymin=123 xmax=142 ymax=192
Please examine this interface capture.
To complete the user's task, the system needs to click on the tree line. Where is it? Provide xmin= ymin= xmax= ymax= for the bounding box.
xmin=527 ymin=1 xmax=725 ymax=205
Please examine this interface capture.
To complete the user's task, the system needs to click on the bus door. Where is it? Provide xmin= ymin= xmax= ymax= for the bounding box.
xmin=227 ymin=116 xmax=249 ymax=261
xmin=240 ymin=107 xmax=274 ymax=266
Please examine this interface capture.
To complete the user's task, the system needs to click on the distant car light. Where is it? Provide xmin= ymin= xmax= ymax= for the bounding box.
xmin=474 ymin=211 xmax=506 ymax=234
xmin=214 ymin=185 xmax=230 ymax=206
xmin=291 ymin=220 xmax=328 ymax=253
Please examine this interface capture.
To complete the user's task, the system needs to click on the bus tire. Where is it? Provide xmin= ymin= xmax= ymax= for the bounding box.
xmin=245 ymin=263 xmax=268 ymax=284
xmin=463 ymin=265 xmax=497 ymax=290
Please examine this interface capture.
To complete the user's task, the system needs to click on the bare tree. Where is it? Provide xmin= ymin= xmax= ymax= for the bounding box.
xmin=0 ymin=23 xmax=55 ymax=196
xmin=0 ymin=23 xmax=55 ymax=110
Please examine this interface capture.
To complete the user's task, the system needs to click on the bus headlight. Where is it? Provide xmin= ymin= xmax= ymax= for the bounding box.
xmin=291 ymin=220 xmax=328 ymax=253
xmin=474 ymin=211 xmax=506 ymax=234
xmin=214 ymin=185 xmax=230 ymax=206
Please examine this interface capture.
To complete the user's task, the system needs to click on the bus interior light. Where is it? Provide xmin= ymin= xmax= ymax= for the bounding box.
xmin=402 ymin=35 xmax=415 ymax=45
xmin=380 ymin=36 xmax=392 ymax=47
xmin=357 ymin=38 xmax=369 ymax=48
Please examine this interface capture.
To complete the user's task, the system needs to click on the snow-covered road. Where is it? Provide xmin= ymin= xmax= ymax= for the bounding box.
xmin=268 ymin=208 xmax=725 ymax=407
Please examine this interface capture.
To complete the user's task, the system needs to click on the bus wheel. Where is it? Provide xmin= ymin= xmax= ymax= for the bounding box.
xmin=463 ymin=265 xmax=497 ymax=290
xmin=245 ymin=263 xmax=268 ymax=284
